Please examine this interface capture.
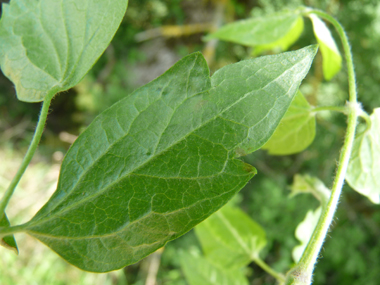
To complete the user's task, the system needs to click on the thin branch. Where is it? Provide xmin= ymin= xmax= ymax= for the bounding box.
xmin=285 ymin=8 xmax=360 ymax=285
xmin=0 ymin=97 xmax=52 ymax=220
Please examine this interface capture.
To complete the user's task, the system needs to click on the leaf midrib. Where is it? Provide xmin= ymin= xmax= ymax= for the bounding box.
xmin=26 ymin=177 xmax=248 ymax=239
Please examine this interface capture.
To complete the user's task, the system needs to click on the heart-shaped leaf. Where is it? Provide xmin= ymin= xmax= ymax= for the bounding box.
xmin=309 ymin=14 xmax=342 ymax=81
xmin=346 ymin=108 xmax=380 ymax=204
xmin=0 ymin=0 xmax=129 ymax=102
xmin=205 ymin=11 xmax=303 ymax=52
xmin=20 ymin=46 xmax=316 ymax=272
xmin=0 ymin=212 xmax=18 ymax=254
xmin=195 ymin=205 xmax=266 ymax=269
xmin=262 ymin=92 xmax=316 ymax=155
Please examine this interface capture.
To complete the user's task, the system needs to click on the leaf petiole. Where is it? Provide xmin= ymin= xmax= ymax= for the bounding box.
xmin=0 ymin=224 xmax=26 ymax=240
xmin=253 ymin=257 xmax=285 ymax=283
xmin=312 ymin=104 xmax=371 ymax=133
xmin=311 ymin=105 xmax=348 ymax=114
xmin=0 ymin=97 xmax=52 ymax=221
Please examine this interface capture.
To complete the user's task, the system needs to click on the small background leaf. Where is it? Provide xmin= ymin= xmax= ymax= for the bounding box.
xmin=180 ymin=250 xmax=249 ymax=285
xmin=346 ymin=108 xmax=380 ymax=204
xmin=292 ymin=207 xmax=321 ymax=263
xmin=0 ymin=0 xmax=129 ymax=102
xmin=205 ymin=11 xmax=303 ymax=51
xmin=0 ymin=213 xmax=18 ymax=254
xmin=195 ymin=205 xmax=266 ymax=269
xmin=309 ymin=14 xmax=342 ymax=81
xmin=253 ymin=16 xmax=304 ymax=55
xmin=262 ymin=92 xmax=316 ymax=155
xmin=290 ymin=174 xmax=330 ymax=204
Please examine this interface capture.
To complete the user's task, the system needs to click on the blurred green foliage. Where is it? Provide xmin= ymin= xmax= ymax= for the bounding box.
xmin=1 ymin=0 xmax=380 ymax=284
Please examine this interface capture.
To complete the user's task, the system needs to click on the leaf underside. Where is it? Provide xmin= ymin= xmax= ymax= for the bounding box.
xmin=346 ymin=108 xmax=380 ymax=203
xmin=0 ymin=0 xmax=129 ymax=102
xmin=262 ymin=91 xmax=316 ymax=155
xmin=23 ymin=46 xmax=316 ymax=272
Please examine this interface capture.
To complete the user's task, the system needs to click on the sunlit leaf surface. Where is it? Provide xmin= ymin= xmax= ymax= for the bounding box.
xmin=309 ymin=14 xmax=342 ymax=81
xmin=0 ymin=0 xmax=128 ymax=102
xmin=262 ymin=92 xmax=316 ymax=155
xmin=195 ymin=205 xmax=266 ymax=269
xmin=347 ymin=108 xmax=380 ymax=204
xmin=205 ymin=11 xmax=303 ymax=51
xmin=180 ymin=251 xmax=249 ymax=285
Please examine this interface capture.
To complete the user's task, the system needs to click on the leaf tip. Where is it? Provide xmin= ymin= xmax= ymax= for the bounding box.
xmin=0 ymin=237 xmax=19 ymax=255
xmin=305 ymin=44 xmax=319 ymax=57
xmin=242 ymin=163 xmax=257 ymax=175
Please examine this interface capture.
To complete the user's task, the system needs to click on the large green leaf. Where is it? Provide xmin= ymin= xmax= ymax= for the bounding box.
xmin=205 ymin=11 xmax=303 ymax=51
xmin=0 ymin=0 xmax=129 ymax=102
xmin=195 ymin=205 xmax=266 ymax=269
xmin=0 ymin=212 xmax=18 ymax=254
xmin=309 ymin=14 xmax=342 ymax=81
xmin=262 ymin=92 xmax=316 ymax=155
xmin=346 ymin=108 xmax=380 ymax=204
xmin=21 ymin=46 xmax=316 ymax=272
xmin=180 ymin=251 xmax=249 ymax=285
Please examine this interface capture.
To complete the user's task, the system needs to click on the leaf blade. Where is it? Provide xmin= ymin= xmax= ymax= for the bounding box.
xmin=0 ymin=0 xmax=129 ymax=102
xmin=0 ymin=213 xmax=18 ymax=255
xmin=262 ymin=92 xmax=316 ymax=155
xmin=253 ymin=16 xmax=304 ymax=55
xmin=24 ymin=47 xmax=316 ymax=272
xmin=180 ymin=251 xmax=249 ymax=285
xmin=195 ymin=205 xmax=266 ymax=269
xmin=205 ymin=11 xmax=303 ymax=50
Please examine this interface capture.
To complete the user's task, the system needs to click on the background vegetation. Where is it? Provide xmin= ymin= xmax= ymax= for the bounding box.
xmin=1 ymin=0 xmax=380 ymax=284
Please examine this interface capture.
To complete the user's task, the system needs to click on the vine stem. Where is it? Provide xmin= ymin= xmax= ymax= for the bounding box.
xmin=0 ymin=97 xmax=52 ymax=221
xmin=285 ymin=8 xmax=360 ymax=285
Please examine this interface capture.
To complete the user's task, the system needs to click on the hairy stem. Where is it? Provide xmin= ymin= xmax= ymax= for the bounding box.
xmin=0 ymin=97 xmax=52 ymax=220
xmin=253 ymin=257 xmax=285 ymax=284
xmin=286 ymin=8 xmax=359 ymax=285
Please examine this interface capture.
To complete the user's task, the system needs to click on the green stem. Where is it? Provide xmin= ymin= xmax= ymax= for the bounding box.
xmin=312 ymin=105 xmax=371 ymax=133
xmin=286 ymin=8 xmax=360 ymax=285
xmin=0 ymin=97 xmax=52 ymax=219
xmin=253 ymin=257 xmax=285 ymax=284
